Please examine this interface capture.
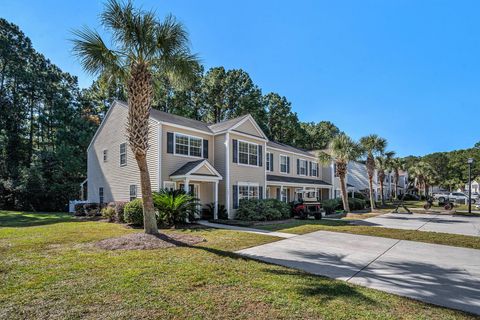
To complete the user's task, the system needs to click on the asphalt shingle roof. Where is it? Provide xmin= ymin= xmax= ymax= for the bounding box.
xmin=267 ymin=141 xmax=316 ymax=158
xmin=170 ymin=159 xmax=206 ymax=176
xmin=208 ymin=115 xmax=249 ymax=133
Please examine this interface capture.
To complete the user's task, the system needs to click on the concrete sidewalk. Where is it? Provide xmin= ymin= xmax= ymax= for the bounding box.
xmin=196 ymin=220 xmax=296 ymax=238
xmin=353 ymin=213 xmax=480 ymax=236
xmin=238 ymin=231 xmax=480 ymax=315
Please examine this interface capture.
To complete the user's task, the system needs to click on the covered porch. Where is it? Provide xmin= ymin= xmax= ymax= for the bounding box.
xmin=266 ymin=174 xmax=332 ymax=203
xmin=168 ymin=159 xmax=223 ymax=219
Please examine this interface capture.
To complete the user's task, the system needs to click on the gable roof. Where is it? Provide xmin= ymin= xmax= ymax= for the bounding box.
xmin=170 ymin=159 xmax=206 ymax=176
xmin=170 ymin=159 xmax=222 ymax=179
xmin=267 ymin=141 xmax=316 ymax=158
xmin=208 ymin=115 xmax=249 ymax=133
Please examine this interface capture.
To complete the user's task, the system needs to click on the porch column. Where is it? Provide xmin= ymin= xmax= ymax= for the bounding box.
xmin=184 ymin=178 xmax=190 ymax=223
xmin=214 ymin=181 xmax=218 ymax=220
xmin=280 ymin=185 xmax=284 ymax=202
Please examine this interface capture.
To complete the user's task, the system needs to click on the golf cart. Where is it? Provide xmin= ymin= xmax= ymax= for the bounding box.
xmin=291 ymin=188 xmax=323 ymax=219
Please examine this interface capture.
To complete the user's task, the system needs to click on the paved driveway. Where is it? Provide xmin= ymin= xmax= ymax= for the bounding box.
xmin=353 ymin=213 xmax=480 ymax=236
xmin=238 ymin=231 xmax=480 ymax=315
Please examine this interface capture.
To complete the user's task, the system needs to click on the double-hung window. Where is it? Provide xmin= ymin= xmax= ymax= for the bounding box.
xmin=238 ymin=141 xmax=258 ymax=166
xmin=99 ymin=187 xmax=104 ymax=203
xmin=129 ymin=185 xmax=137 ymax=201
xmin=312 ymin=162 xmax=318 ymax=176
xmin=175 ymin=133 xmax=202 ymax=157
xmin=298 ymin=159 xmax=307 ymax=176
xmin=119 ymin=143 xmax=127 ymax=166
xmin=238 ymin=184 xmax=259 ymax=201
xmin=266 ymin=152 xmax=272 ymax=171
xmin=280 ymin=155 xmax=289 ymax=173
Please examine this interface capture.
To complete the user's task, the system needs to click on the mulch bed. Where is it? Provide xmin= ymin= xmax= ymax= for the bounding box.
xmin=94 ymin=232 xmax=205 ymax=251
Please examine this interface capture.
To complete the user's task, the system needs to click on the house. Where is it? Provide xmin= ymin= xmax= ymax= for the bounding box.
xmin=87 ymin=100 xmax=332 ymax=219
xmin=464 ymin=180 xmax=479 ymax=194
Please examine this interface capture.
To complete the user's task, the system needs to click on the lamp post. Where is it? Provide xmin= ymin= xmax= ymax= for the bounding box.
xmin=467 ymin=158 xmax=474 ymax=213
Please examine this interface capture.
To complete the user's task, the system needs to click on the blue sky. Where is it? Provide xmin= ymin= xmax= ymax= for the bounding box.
xmin=2 ymin=0 xmax=478 ymax=157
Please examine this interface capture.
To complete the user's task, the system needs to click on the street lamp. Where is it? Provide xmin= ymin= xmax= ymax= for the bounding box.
xmin=467 ymin=158 xmax=474 ymax=213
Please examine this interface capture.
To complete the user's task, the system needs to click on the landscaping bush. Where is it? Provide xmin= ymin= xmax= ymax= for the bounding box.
xmin=353 ymin=192 xmax=367 ymax=200
xmin=74 ymin=203 xmax=85 ymax=216
xmin=153 ymin=189 xmax=198 ymax=226
xmin=114 ymin=201 xmax=127 ymax=223
xmin=101 ymin=206 xmax=116 ymax=222
xmin=235 ymin=199 xmax=290 ymax=221
xmin=321 ymin=197 xmax=366 ymax=214
xmin=124 ymin=199 xmax=144 ymax=226
xmin=83 ymin=203 xmax=101 ymax=217
xmin=206 ymin=202 xmax=228 ymax=220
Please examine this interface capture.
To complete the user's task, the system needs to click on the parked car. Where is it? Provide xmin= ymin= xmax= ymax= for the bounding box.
xmin=433 ymin=192 xmax=476 ymax=204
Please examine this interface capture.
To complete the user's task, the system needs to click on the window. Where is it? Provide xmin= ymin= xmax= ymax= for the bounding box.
xmin=99 ymin=187 xmax=104 ymax=203
xmin=266 ymin=152 xmax=272 ymax=171
xmin=103 ymin=150 xmax=108 ymax=162
xmin=238 ymin=184 xmax=259 ymax=201
xmin=129 ymin=185 xmax=137 ymax=201
xmin=280 ymin=155 xmax=289 ymax=173
xmin=281 ymin=188 xmax=287 ymax=202
xmin=120 ymin=143 xmax=127 ymax=166
xmin=163 ymin=181 xmax=176 ymax=191
xmin=298 ymin=159 xmax=307 ymax=176
xmin=312 ymin=162 xmax=318 ymax=176
xmin=174 ymin=133 xmax=202 ymax=157
xmin=238 ymin=141 xmax=258 ymax=166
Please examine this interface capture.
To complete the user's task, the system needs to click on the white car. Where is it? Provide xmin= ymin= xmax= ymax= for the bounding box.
xmin=434 ymin=192 xmax=476 ymax=204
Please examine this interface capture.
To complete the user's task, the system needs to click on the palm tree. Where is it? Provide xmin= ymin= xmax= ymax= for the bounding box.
xmin=409 ymin=161 xmax=436 ymax=198
xmin=319 ymin=133 xmax=361 ymax=212
xmin=375 ymin=151 xmax=395 ymax=206
xmin=390 ymin=158 xmax=405 ymax=200
xmin=72 ymin=0 xmax=198 ymax=235
xmin=359 ymin=134 xmax=387 ymax=210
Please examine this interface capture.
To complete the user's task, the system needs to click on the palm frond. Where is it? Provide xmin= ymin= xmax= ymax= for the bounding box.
xmin=71 ymin=27 xmax=124 ymax=77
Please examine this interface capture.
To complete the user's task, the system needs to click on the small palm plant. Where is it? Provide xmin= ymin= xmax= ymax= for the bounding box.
xmin=72 ymin=0 xmax=198 ymax=234
xmin=319 ymin=133 xmax=361 ymax=212
xmin=360 ymin=134 xmax=387 ymax=210
xmin=153 ymin=189 xmax=199 ymax=226
xmin=376 ymin=151 xmax=395 ymax=206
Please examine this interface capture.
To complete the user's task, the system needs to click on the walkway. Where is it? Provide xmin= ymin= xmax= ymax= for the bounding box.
xmin=197 ymin=220 xmax=296 ymax=238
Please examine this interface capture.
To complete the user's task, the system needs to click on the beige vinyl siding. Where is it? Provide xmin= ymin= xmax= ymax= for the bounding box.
xmin=229 ymin=133 xmax=265 ymax=216
xmin=160 ymin=125 xmax=214 ymax=184
xmin=87 ymin=103 xmax=159 ymax=203
xmin=233 ymin=119 xmax=263 ymax=137
xmin=214 ymin=134 xmax=227 ymax=208
xmin=266 ymin=148 xmax=316 ymax=178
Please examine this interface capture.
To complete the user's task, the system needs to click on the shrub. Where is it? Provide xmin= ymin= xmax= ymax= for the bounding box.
xmin=83 ymin=203 xmax=101 ymax=217
xmin=114 ymin=201 xmax=127 ymax=223
xmin=124 ymin=199 xmax=144 ymax=226
xmin=153 ymin=189 xmax=198 ymax=226
xmin=321 ymin=197 xmax=366 ymax=214
xmin=206 ymin=202 xmax=228 ymax=220
xmin=74 ymin=203 xmax=85 ymax=216
xmin=101 ymin=206 xmax=116 ymax=222
xmin=236 ymin=199 xmax=290 ymax=221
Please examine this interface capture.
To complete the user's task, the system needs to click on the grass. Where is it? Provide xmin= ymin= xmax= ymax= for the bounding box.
xmin=256 ymin=219 xmax=480 ymax=250
xmin=0 ymin=210 xmax=477 ymax=319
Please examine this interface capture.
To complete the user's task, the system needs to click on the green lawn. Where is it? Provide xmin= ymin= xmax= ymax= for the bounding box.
xmin=0 ymin=211 xmax=477 ymax=319
xmin=256 ymin=219 xmax=480 ymax=250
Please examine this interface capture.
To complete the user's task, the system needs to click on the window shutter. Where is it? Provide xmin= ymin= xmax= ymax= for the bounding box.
xmin=203 ymin=139 xmax=209 ymax=159
xmin=258 ymin=145 xmax=263 ymax=166
xmin=270 ymin=153 xmax=274 ymax=171
xmin=259 ymin=186 xmax=263 ymax=199
xmin=297 ymin=159 xmax=300 ymax=174
xmin=276 ymin=188 xmax=280 ymax=200
xmin=167 ymin=132 xmax=174 ymax=154
xmin=232 ymin=139 xmax=238 ymax=163
xmin=287 ymin=157 xmax=290 ymax=173
xmin=309 ymin=161 xmax=312 ymax=176
xmin=233 ymin=185 xmax=238 ymax=209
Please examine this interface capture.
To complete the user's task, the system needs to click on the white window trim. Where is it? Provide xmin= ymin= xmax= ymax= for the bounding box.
xmin=298 ymin=159 xmax=307 ymax=176
xmin=238 ymin=182 xmax=260 ymax=201
xmin=266 ymin=152 xmax=273 ymax=172
xmin=163 ymin=181 xmax=176 ymax=190
xmin=312 ymin=161 xmax=318 ymax=177
xmin=103 ymin=149 xmax=108 ymax=162
xmin=99 ymin=187 xmax=104 ymax=203
xmin=279 ymin=154 xmax=289 ymax=174
xmin=173 ymin=132 xmax=203 ymax=159
xmin=237 ymin=139 xmax=259 ymax=167
xmin=119 ymin=143 xmax=127 ymax=167
xmin=129 ymin=184 xmax=137 ymax=201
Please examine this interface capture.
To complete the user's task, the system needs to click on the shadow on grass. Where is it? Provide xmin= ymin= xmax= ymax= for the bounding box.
xmin=0 ymin=211 xmax=77 ymax=228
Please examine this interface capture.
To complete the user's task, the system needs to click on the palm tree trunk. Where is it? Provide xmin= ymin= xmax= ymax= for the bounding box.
xmin=368 ymin=176 xmax=375 ymax=210
xmin=339 ymin=175 xmax=350 ymax=212
xmin=136 ymin=154 xmax=158 ymax=234
xmin=380 ymin=181 xmax=385 ymax=206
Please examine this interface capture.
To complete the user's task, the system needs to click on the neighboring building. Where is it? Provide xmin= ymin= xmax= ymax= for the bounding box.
xmin=87 ymin=101 xmax=332 ymax=219
xmin=464 ymin=180 xmax=479 ymax=194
